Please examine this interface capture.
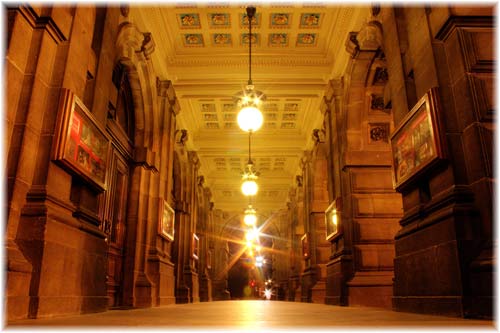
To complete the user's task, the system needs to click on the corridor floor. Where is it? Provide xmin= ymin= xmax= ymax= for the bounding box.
xmin=7 ymin=300 xmax=495 ymax=331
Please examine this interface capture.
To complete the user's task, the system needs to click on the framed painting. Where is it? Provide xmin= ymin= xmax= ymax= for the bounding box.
xmin=159 ymin=200 xmax=175 ymax=241
xmin=52 ymin=89 xmax=110 ymax=192
xmin=390 ymin=87 xmax=446 ymax=191
xmin=192 ymin=233 xmax=200 ymax=260
xmin=301 ymin=233 xmax=310 ymax=259
xmin=206 ymin=250 xmax=212 ymax=269
xmin=325 ymin=198 xmax=342 ymax=241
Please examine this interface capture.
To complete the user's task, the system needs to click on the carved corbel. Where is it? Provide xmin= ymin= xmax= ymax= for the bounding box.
xmin=175 ymin=129 xmax=188 ymax=146
xmin=372 ymin=4 xmax=381 ymax=16
xmin=345 ymin=32 xmax=359 ymax=58
xmin=157 ymin=78 xmax=170 ymax=98
xmin=120 ymin=4 xmax=130 ymax=17
xmin=312 ymin=129 xmax=326 ymax=144
xmin=356 ymin=21 xmax=383 ymax=51
xmin=116 ymin=22 xmax=144 ymax=60
xmin=188 ymin=151 xmax=200 ymax=170
xmin=141 ymin=32 xmax=155 ymax=59
xmin=134 ymin=147 xmax=158 ymax=172
xmin=296 ymin=175 xmax=303 ymax=187
xmin=198 ymin=175 xmax=205 ymax=187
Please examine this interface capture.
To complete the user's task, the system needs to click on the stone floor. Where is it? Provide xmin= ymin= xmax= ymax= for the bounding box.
xmin=6 ymin=300 xmax=495 ymax=331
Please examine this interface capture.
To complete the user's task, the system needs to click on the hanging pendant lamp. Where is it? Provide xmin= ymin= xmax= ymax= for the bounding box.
xmin=235 ymin=6 xmax=265 ymax=133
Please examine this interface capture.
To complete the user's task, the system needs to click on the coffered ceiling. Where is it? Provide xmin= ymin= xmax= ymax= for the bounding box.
xmin=130 ymin=4 xmax=370 ymax=214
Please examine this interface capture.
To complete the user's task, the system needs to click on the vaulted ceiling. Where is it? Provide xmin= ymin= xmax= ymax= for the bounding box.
xmin=130 ymin=4 xmax=370 ymax=214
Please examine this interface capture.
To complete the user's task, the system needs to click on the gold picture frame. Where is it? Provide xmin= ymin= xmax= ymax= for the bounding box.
xmin=192 ymin=233 xmax=200 ymax=260
xmin=390 ymin=87 xmax=446 ymax=191
xmin=301 ymin=233 xmax=310 ymax=259
xmin=159 ymin=200 xmax=175 ymax=241
xmin=52 ymin=89 xmax=110 ymax=192
xmin=206 ymin=250 xmax=212 ymax=269
xmin=325 ymin=198 xmax=342 ymax=241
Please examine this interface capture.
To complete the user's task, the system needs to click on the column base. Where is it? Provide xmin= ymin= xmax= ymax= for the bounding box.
xmin=347 ymin=272 xmax=393 ymax=309
xmin=6 ymin=241 xmax=33 ymax=320
xmin=393 ymin=296 xmax=464 ymax=317
xmin=311 ymin=281 xmax=326 ymax=304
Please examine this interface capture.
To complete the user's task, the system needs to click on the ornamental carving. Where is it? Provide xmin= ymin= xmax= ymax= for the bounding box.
xmin=369 ymin=123 xmax=389 ymax=143
xmin=141 ymin=32 xmax=155 ymax=59
xmin=370 ymin=94 xmax=385 ymax=110
xmin=357 ymin=21 xmax=383 ymax=51
xmin=345 ymin=31 xmax=359 ymax=57
xmin=296 ymin=175 xmax=303 ymax=187
xmin=120 ymin=4 xmax=129 ymax=17
xmin=312 ymin=128 xmax=326 ymax=144
xmin=373 ymin=67 xmax=388 ymax=85
xmin=175 ymin=129 xmax=188 ymax=145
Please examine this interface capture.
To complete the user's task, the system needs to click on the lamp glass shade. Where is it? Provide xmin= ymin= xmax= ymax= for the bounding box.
xmin=241 ymin=179 xmax=258 ymax=196
xmin=244 ymin=212 xmax=257 ymax=226
xmin=237 ymin=105 xmax=263 ymax=132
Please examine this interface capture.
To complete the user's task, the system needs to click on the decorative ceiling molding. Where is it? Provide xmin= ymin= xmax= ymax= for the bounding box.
xmin=166 ymin=55 xmax=332 ymax=67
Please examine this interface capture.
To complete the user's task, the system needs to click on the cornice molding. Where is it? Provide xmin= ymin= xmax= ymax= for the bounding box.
xmin=166 ymin=55 xmax=332 ymax=68
xmin=17 ymin=6 xmax=67 ymax=43
xmin=435 ymin=16 xmax=494 ymax=41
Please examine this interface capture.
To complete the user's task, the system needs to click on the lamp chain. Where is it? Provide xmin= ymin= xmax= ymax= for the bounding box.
xmin=248 ymin=131 xmax=252 ymax=165
xmin=247 ymin=7 xmax=254 ymax=86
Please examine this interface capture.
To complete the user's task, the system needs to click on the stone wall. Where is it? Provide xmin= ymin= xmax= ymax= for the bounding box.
xmin=6 ymin=4 xmax=184 ymax=319
xmin=379 ymin=5 xmax=494 ymax=317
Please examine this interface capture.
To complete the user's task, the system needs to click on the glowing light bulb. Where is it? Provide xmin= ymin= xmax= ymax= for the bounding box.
xmin=246 ymin=231 xmax=254 ymax=242
xmin=244 ymin=213 xmax=257 ymax=225
xmin=241 ymin=179 xmax=258 ymax=196
xmin=237 ymin=106 xmax=263 ymax=132
xmin=244 ymin=206 xmax=257 ymax=226
xmin=245 ymin=228 xmax=259 ymax=242
xmin=255 ymin=245 xmax=262 ymax=252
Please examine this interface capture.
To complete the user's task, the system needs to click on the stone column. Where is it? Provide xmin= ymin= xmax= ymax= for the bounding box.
xmin=211 ymin=209 xmax=231 ymax=300
xmin=172 ymin=140 xmax=200 ymax=303
xmin=144 ymin=79 xmax=178 ymax=306
xmin=324 ymin=19 xmax=403 ymax=309
xmin=198 ymin=183 xmax=213 ymax=302
xmin=299 ymin=152 xmax=315 ymax=302
xmin=308 ymin=131 xmax=331 ymax=303
xmin=6 ymin=5 xmax=111 ymax=319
